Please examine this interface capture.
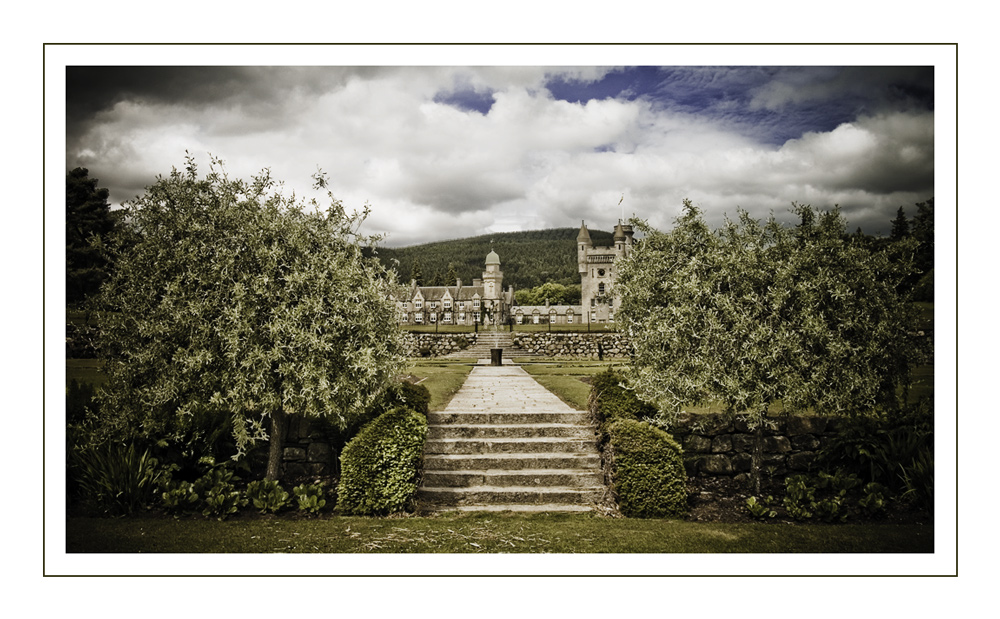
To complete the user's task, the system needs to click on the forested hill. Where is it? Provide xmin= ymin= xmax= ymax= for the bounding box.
xmin=373 ymin=227 xmax=615 ymax=290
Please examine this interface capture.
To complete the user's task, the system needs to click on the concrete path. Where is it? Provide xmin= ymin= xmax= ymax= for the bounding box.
xmin=446 ymin=365 xmax=581 ymax=412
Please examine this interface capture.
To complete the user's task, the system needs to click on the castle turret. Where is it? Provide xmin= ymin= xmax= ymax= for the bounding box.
xmin=483 ymin=249 xmax=502 ymax=300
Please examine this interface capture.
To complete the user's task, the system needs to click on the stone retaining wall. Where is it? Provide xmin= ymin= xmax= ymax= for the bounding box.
xmin=510 ymin=332 xmax=632 ymax=358
xmin=405 ymin=333 xmax=477 ymax=357
xmin=279 ymin=415 xmax=335 ymax=478
xmin=669 ymin=412 xmax=844 ymax=481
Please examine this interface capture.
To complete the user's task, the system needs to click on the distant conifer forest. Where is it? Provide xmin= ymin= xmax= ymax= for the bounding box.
xmin=373 ymin=227 xmax=615 ymax=291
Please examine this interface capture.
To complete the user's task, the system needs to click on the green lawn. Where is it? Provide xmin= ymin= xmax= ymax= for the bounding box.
xmin=405 ymin=359 xmax=477 ymax=411
xmin=519 ymin=360 xmax=619 ymax=410
xmin=64 ymin=511 xmax=933 ymax=554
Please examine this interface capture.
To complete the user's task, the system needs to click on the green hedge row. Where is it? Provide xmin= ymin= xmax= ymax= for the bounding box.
xmin=336 ymin=406 xmax=428 ymax=516
xmin=591 ymin=369 xmax=687 ymax=518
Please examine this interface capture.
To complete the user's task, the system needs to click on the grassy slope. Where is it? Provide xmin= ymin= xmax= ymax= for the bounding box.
xmin=65 ymin=512 xmax=933 ymax=554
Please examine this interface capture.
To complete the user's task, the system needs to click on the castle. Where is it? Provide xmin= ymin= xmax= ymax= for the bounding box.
xmin=394 ymin=249 xmax=515 ymax=326
xmin=395 ymin=220 xmax=633 ymax=326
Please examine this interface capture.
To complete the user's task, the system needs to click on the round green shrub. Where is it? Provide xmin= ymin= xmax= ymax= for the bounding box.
xmin=589 ymin=369 xmax=657 ymax=425
xmin=337 ymin=406 xmax=428 ymax=516
xmin=607 ymin=419 xmax=687 ymax=518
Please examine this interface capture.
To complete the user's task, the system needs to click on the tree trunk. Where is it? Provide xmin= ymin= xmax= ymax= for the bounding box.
xmin=751 ymin=418 xmax=764 ymax=496
xmin=265 ymin=408 xmax=287 ymax=481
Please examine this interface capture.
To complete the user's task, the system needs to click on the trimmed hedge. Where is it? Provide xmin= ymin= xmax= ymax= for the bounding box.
xmin=336 ymin=406 xmax=428 ymax=516
xmin=589 ymin=369 xmax=657 ymax=425
xmin=590 ymin=368 xmax=687 ymax=518
xmin=606 ymin=419 xmax=687 ymax=518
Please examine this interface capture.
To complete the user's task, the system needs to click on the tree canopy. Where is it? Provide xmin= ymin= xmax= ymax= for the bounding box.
xmin=615 ymin=201 xmax=922 ymax=491
xmin=94 ymin=157 xmax=407 ymax=480
xmin=66 ymin=167 xmax=118 ymax=305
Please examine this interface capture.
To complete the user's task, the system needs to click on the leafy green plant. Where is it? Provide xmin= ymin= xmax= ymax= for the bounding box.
xmin=293 ymin=483 xmax=327 ymax=514
xmin=783 ymin=475 xmax=816 ymax=521
xmin=745 ymin=496 xmax=777 ymax=519
xmin=246 ymin=479 xmax=291 ymax=513
xmin=337 ymin=407 xmax=428 ymax=516
xmin=858 ymin=482 xmax=889 ymax=517
xmin=815 ymin=469 xmax=861 ymax=496
xmin=69 ymin=442 xmax=164 ymax=516
xmin=161 ymin=480 xmax=200 ymax=514
xmin=190 ymin=466 xmax=245 ymax=519
xmin=202 ymin=482 xmax=246 ymax=520
xmin=899 ymin=447 xmax=934 ymax=510
xmin=605 ymin=419 xmax=687 ymax=519
xmin=813 ymin=496 xmax=848 ymax=523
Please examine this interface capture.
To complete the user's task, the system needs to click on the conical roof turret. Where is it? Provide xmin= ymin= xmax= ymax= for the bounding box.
xmin=613 ymin=220 xmax=627 ymax=241
xmin=577 ymin=221 xmax=592 ymax=243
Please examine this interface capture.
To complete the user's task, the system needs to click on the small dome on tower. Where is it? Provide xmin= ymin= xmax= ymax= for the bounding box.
xmin=485 ymin=249 xmax=501 ymax=265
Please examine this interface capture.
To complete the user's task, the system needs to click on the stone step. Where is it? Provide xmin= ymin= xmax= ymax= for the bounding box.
xmin=429 ymin=411 xmax=592 ymax=425
xmin=417 ymin=485 xmax=605 ymax=506
xmin=423 ymin=452 xmax=601 ymax=471
xmin=424 ymin=437 xmax=598 ymax=455
xmin=422 ymin=468 xmax=605 ymax=488
xmin=427 ymin=423 xmax=595 ymax=440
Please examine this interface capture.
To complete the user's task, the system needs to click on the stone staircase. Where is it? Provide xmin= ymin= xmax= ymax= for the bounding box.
xmin=444 ymin=330 xmax=539 ymax=359
xmin=417 ymin=365 xmax=607 ymax=513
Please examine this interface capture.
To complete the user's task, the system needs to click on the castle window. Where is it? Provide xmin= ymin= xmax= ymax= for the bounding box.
xmin=598 ymin=269 xmax=605 ymax=277
xmin=473 ymin=299 xmax=480 ymax=309
xmin=567 ymin=313 xmax=573 ymax=323
xmin=444 ymin=312 xmax=452 ymax=323
xmin=599 ymin=283 xmax=605 ymax=294
xmin=414 ymin=300 xmax=422 ymax=309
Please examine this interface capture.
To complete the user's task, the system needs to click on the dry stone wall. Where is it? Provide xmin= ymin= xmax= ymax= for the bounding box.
xmin=669 ymin=412 xmax=844 ymax=480
xmin=511 ymin=332 xmax=632 ymax=358
xmin=279 ymin=416 xmax=334 ymax=478
xmin=404 ymin=333 xmax=477 ymax=357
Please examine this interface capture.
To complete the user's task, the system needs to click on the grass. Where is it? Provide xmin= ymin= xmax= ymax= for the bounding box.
xmin=519 ymin=360 xmax=619 ymax=410
xmin=64 ymin=511 xmax=933 ymax=554
xmin=404 ymin=359 xmax=476 ymax=411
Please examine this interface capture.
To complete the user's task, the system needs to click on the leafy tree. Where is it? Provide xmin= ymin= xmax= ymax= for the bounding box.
xmin=616 ymin=200 xmax=920 ymax=493
xmin=66 ymin=168 xmax=118 ymax=305
xmin=93 ymin=157 xmax=407 ymax=480
xmin=515 ymin=282 xmax=581 ymax=305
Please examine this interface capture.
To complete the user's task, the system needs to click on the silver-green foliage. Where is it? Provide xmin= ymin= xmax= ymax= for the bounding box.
xmin=616 ymin=200 xmax=920 ymax=430
xmin=94 ymin=156 xmax=407 ymax=463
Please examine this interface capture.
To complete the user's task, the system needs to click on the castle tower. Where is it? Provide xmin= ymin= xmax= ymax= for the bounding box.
xmin=579 ymin=219 xmax=632 ymax=324
xmin=483 ymin=249 xmax=502 ymax=300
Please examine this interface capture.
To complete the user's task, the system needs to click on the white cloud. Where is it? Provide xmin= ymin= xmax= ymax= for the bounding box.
xmin=67 ymin=67 xmax=934 ymax=245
